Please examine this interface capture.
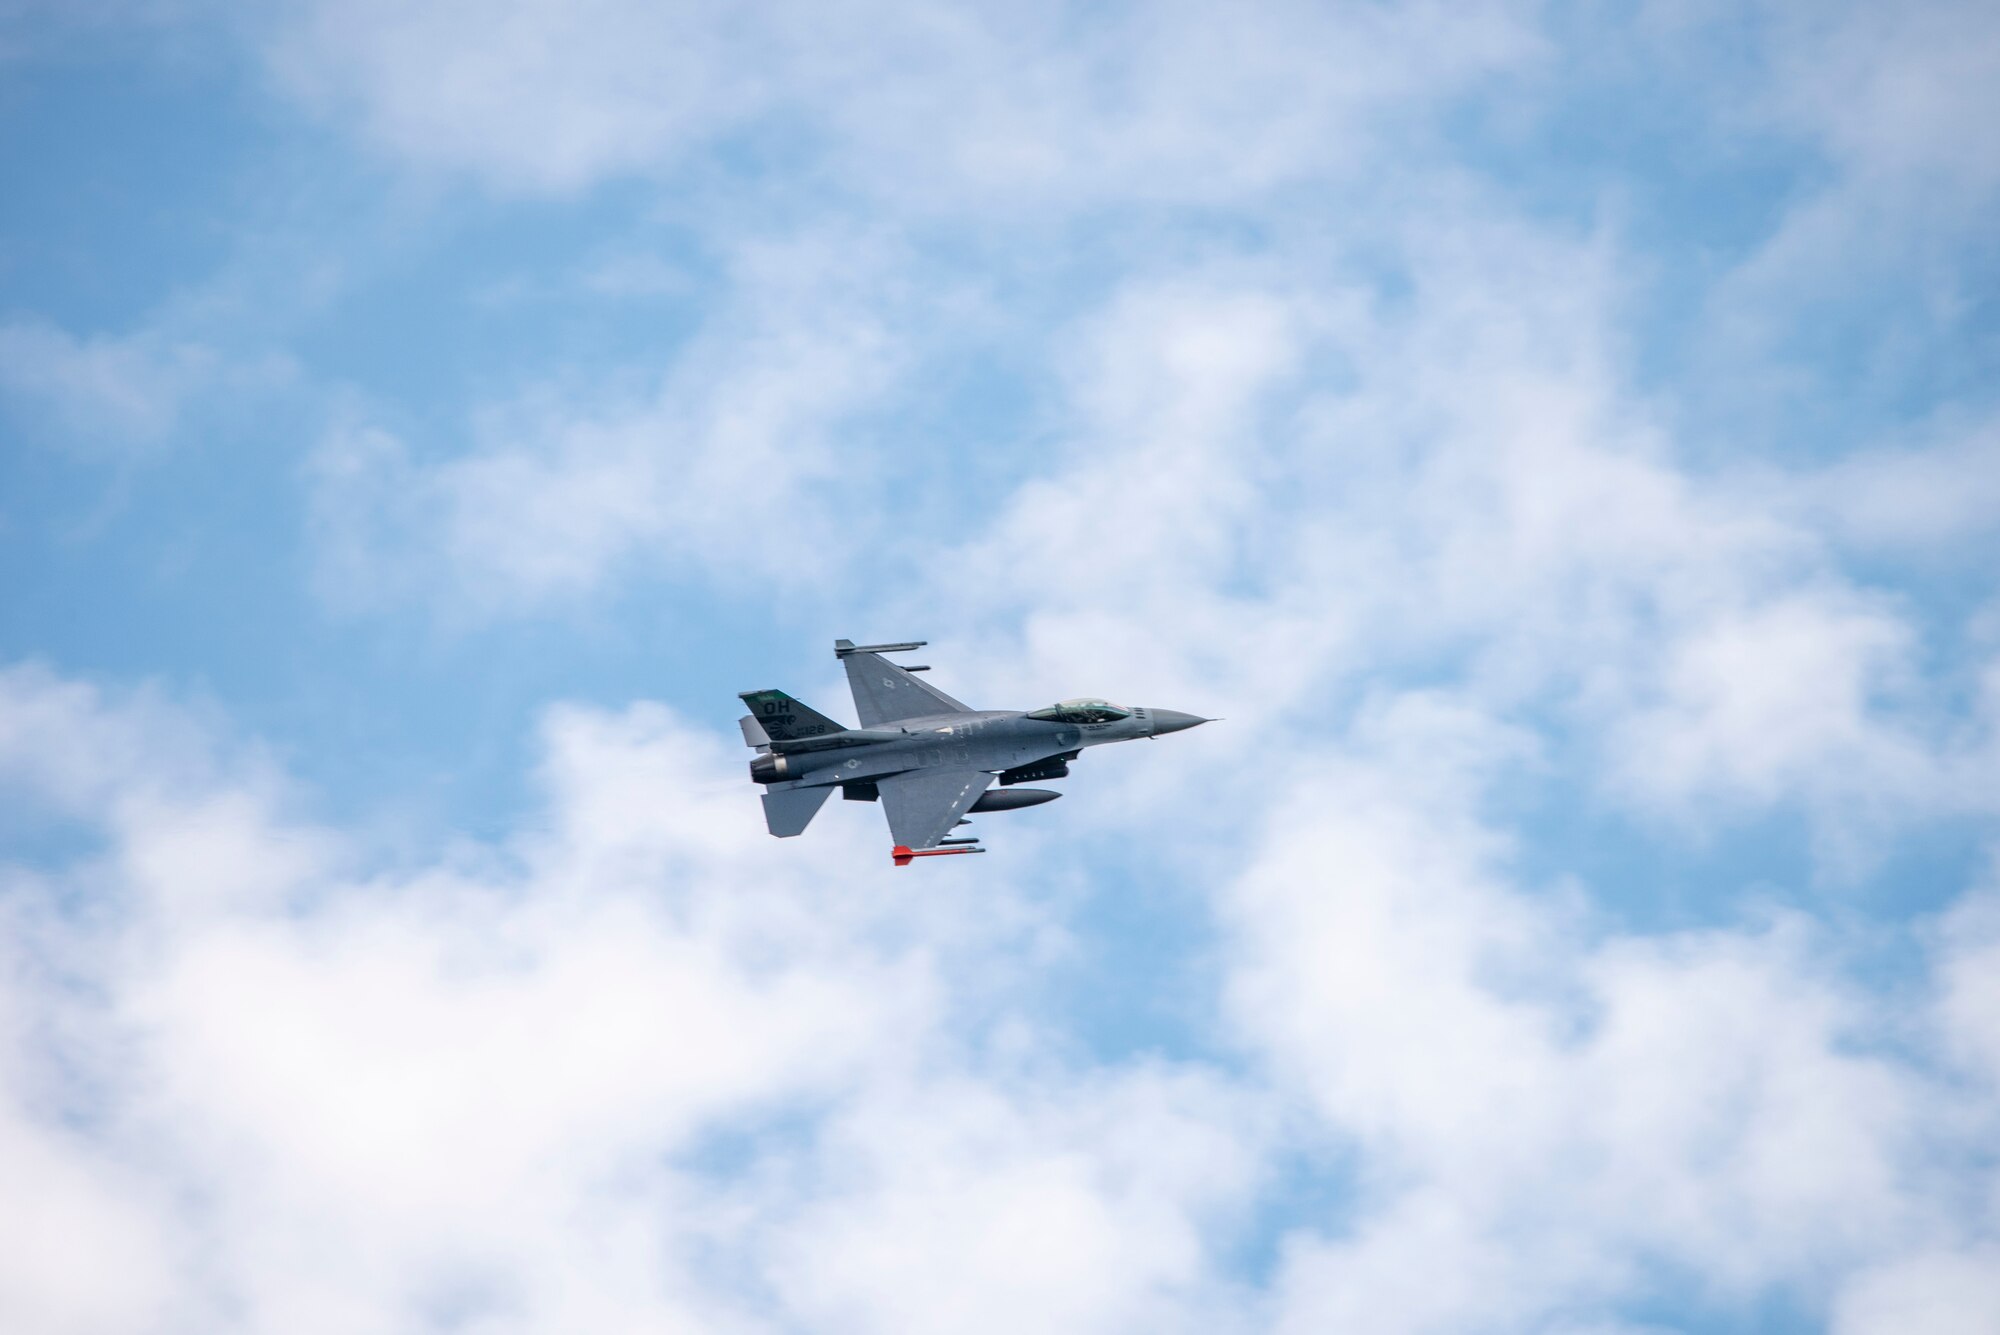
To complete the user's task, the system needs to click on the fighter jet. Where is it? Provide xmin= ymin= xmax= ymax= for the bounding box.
xmin=739 ymin=640 xmax=1212 ymax=864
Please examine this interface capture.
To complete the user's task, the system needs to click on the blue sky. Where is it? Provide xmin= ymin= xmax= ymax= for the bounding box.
xmin=3 ymin=2 xmax=1999 ymax=1331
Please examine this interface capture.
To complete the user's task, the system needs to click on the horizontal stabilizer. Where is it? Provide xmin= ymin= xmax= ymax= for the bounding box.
xmin=762 ymin=786 xmax=832 ymax=838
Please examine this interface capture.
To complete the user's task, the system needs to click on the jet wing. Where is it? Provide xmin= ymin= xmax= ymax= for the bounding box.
xmin=877 ymin=768 xmax=994 ymax=850
xmin=837 ymin=642 xmax=972 ymax=727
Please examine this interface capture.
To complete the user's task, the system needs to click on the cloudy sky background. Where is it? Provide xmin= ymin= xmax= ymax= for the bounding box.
xmin=3 ymin=1 xmax=1999 ymax=1330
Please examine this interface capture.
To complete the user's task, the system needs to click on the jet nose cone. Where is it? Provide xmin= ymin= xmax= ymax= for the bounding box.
xmin=1150 ymin=709 xmax=1211 ymax=736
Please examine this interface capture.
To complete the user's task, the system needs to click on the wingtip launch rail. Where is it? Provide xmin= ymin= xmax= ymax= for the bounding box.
xmin=835 ymin=639 xmax=926 ymax=657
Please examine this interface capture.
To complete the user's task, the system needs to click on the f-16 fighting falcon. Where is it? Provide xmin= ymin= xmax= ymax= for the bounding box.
xmin=740 ymin=640 xmax=1212 ymax=865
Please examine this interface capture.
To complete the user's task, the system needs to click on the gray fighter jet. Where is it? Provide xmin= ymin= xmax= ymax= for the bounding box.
xmin=739 ymin=640 xmax=1211 ymax=864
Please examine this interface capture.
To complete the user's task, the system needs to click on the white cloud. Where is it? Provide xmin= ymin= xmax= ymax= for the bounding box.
xmin=308 ymin=231 xmax=909 ymax=611
xmin=264 ymin=0 xmax=767 ymax=194
xmin=895 ymin=209 xmax=1991 ymax=859
xmin=1773 ymin=417 xmax=2000 ymax=554
xmin=1226 ymin=693 xmax=1987 ymax=1334
xmin=1832 ymin=1248 xmax=2000 ymax=1335
xmin=770 ymin=1068 xmax=1262 ymax=1334
xmin=0 ymin=663 xmax=1274 ymax=1332
xmin=6 ymin=655 xmax=1997 ymax=1332
xmin=270 ymin=1 xmax=1998 ymax=861
xmin=9 ymin=5 xmax=1997 ymax=1327
xmin=1756 ymin=0 xmax=2000 ymax=192
xmin=1603 ymin=590 xmax=1934 ymax=813
xmin=260 ymin=0 xmax=1542 ymax=202
xmin=1652 ymin=0 xmax=2000 ymax=424
xmin=1934 ymin=885 xmax=2000 ymax=1090
xmin=0 ymin=319 xmax=219 ymax=453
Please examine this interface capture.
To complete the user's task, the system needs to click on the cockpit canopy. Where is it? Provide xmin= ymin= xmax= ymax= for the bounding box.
xmin=1026 ymin=698 xmax=1132 ymax=725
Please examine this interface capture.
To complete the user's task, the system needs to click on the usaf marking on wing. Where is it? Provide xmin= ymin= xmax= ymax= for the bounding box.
xmin=739 ymin=639 xmax=1212 ymax=864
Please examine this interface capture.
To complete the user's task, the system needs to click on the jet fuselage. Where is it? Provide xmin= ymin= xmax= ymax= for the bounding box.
xmin=750 ymin=706 xmax=1204 ymax=790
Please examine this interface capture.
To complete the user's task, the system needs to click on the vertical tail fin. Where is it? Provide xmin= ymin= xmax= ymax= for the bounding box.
xmin=737 ymin=689 xmax=846 ymax=742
